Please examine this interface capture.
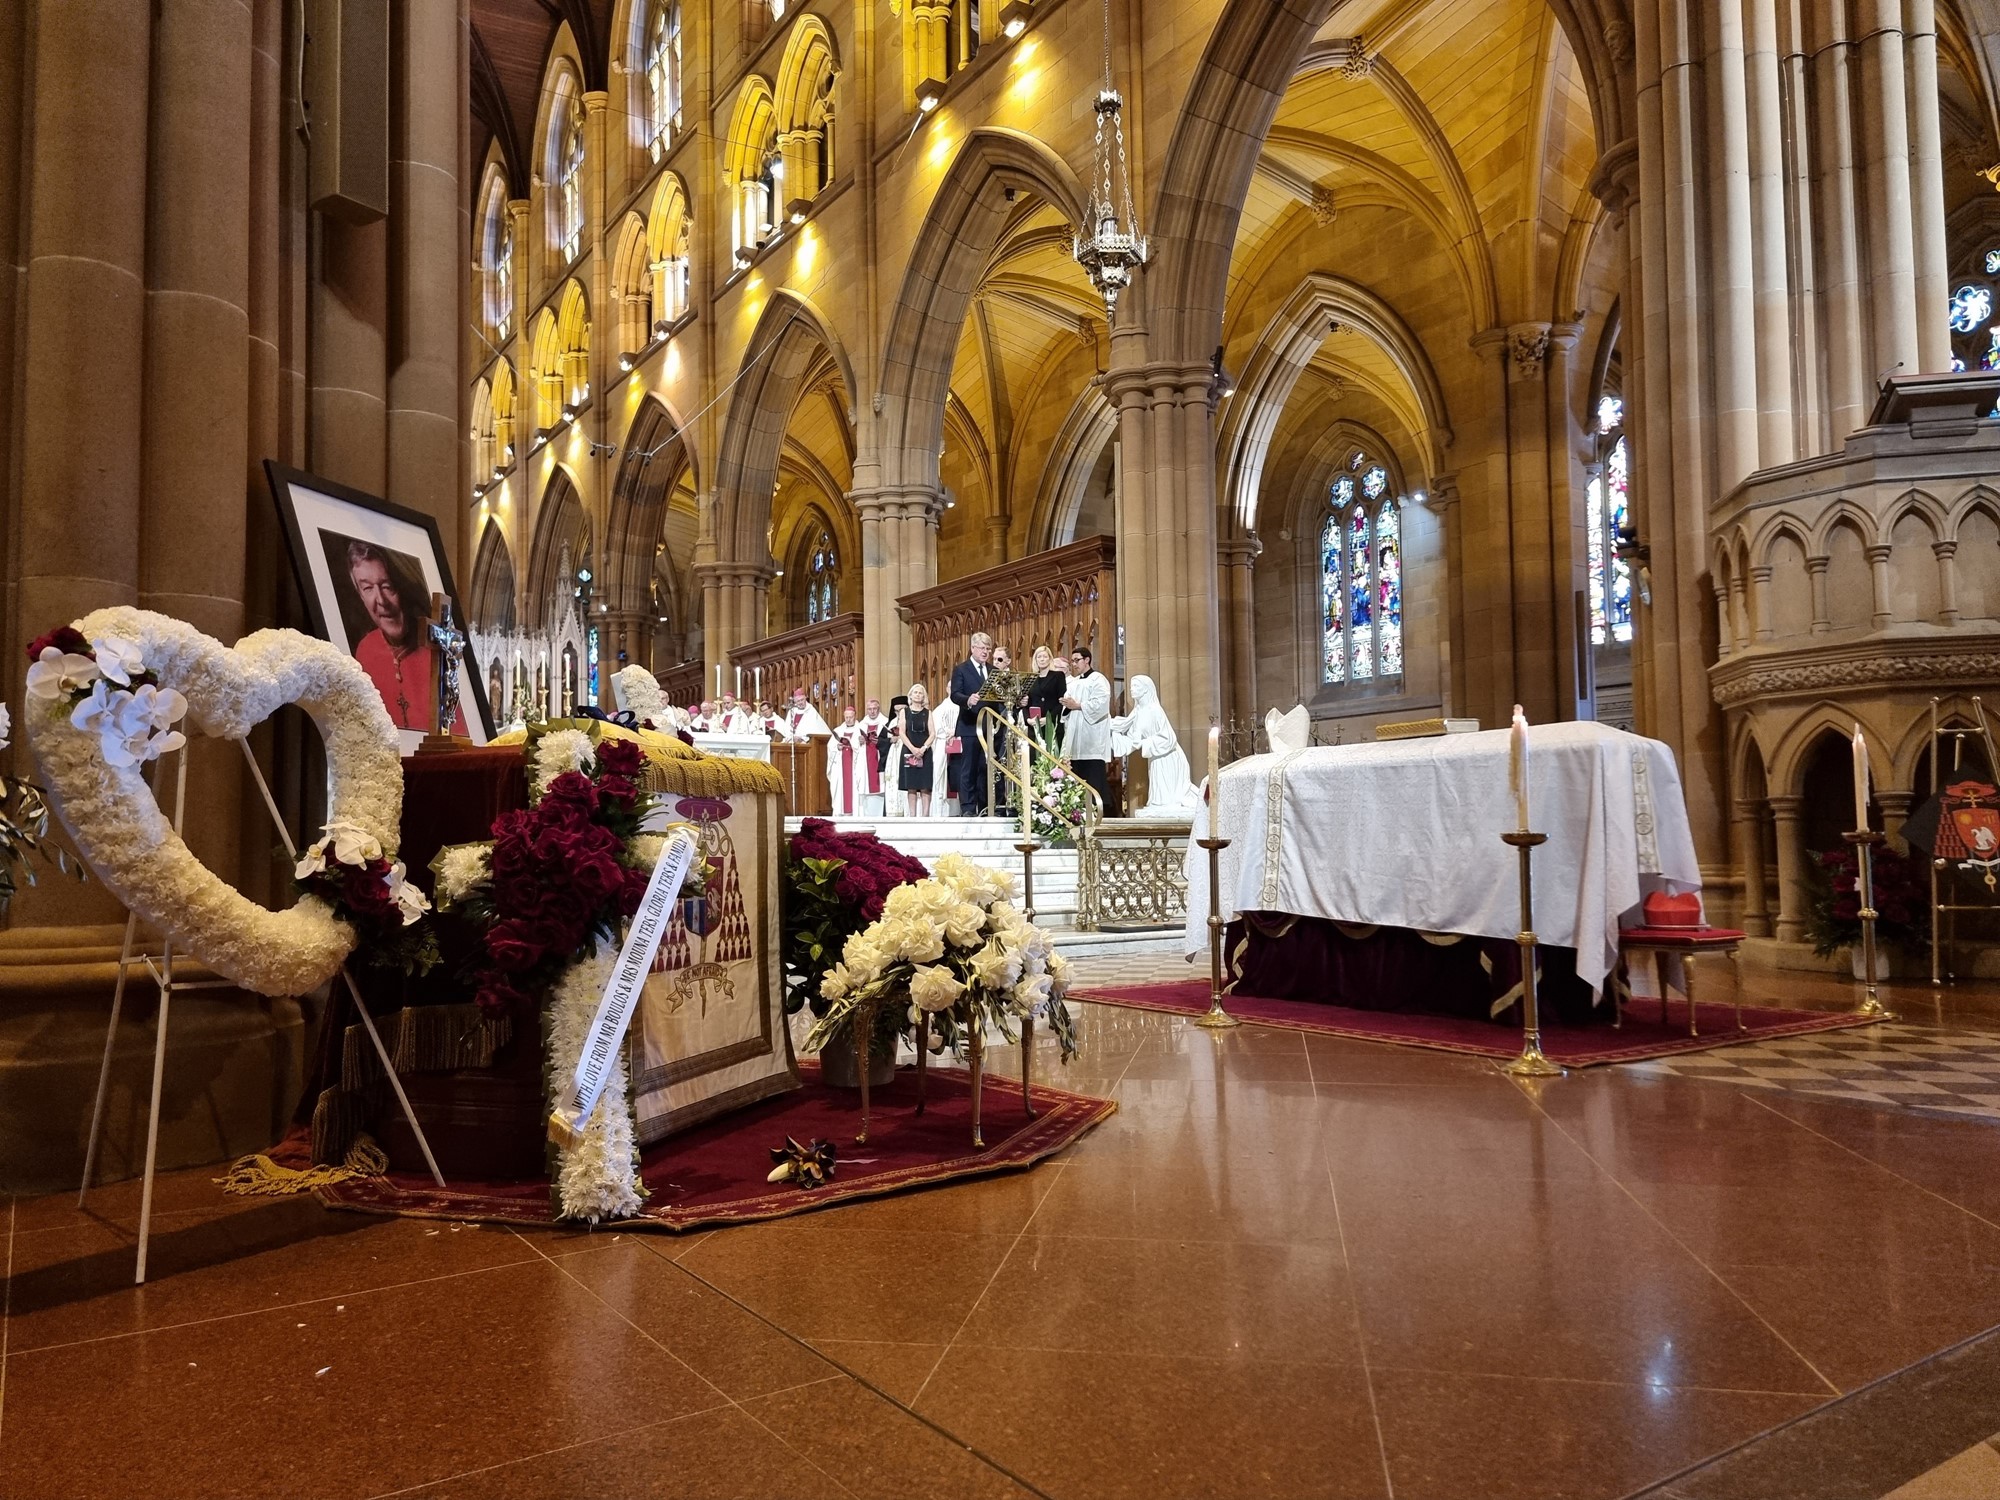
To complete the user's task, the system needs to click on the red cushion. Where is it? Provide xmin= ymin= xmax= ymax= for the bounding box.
xmin=1642 ymin=891 xmax=1704 ymax=928
xmin=1619 ymin=926 xmax=1745 ymax=948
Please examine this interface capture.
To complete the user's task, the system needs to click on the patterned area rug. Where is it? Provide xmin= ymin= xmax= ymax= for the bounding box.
xmin=1070 ymin=980 xmax=1874 ymax=1066
xmin=1626 ymin=1023 xmax=2000 ymax=1121
xmin=318 ymin=1061 xmax=1114 ymax=1231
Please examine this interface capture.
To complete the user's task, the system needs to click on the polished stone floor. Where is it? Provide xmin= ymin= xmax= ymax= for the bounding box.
xmin=6 ymin=965 xmax=2000 ymax=1499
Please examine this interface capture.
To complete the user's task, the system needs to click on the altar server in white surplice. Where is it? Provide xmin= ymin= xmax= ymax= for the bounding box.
xmin=827 ymin=706 xmax=866 ymax=816
xmin=1061 ymin=646 xmax=1113 ymax=806
xmin=1111 ymin=675 xmax=1201 ymax=813
xmin=880 ymin=695 xmax=907 ymax=816
xmin=930 ymin=697 xmax=959 ymax=811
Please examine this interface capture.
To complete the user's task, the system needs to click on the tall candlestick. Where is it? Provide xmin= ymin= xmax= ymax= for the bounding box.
xmin=1018 ymin=733 xmax=1032 ymax=838
xmin=734 ymin=665 xmax=743 ymax=699
xmin=1510 ymin=705 xmax=1531 ymax=834
xmin=754 ymin=666 xmax=763 ymax=702
xmin=714 ymin=662 xmax=722 ymax=697
xmin=1207 ymin=725 xmax=1222 ymax=841
xmin=1852 ymin=723 xmax=1871 ymax=832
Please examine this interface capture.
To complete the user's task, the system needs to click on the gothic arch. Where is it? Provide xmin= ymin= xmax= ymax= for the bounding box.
xmin=605 ymin=396 xmax=691 ymax=615
xmin=711 ymin=289 xmax=856 ymax=565
xmin=527 ymin=466 xmax=591 ymax=612
xmin=468 ymin=519 xmax=518 ymax=632
xmin=1812 ymin=500 xmax=1883 ymax=555
xmin=1768 ymin=702 xmax=1892 ymax=796
xmin=1217 ymin=272 xmax=1452 ymax=535
xmin=1029 ymin=385 xmax=1118 ymax=551
xmin=1947 ymin=483 xmax=2000 ymax=538
xmin=875 ymin=128 xmax=1089 ymax=493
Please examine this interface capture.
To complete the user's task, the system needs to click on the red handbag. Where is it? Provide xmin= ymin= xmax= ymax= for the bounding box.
xmin=946 ymin=736 xmax=964 ymax=755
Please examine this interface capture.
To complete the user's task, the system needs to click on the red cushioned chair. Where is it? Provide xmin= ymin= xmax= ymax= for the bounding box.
xmin=1614 ymin=892 xmax=1746 ymax=1036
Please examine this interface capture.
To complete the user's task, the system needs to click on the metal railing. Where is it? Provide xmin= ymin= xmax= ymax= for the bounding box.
xmin=973 ymin=705 xmax=1103 ymax=839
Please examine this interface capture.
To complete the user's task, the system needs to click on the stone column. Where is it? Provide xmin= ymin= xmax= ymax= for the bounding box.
xmin=1811 ymin=1 xmax=1869 ymax=439
xmin=1769 ymin=794 xmax=1807 ymax=943
xmin=853 ymin=485 xmax=941 ymax=702
xmin=1750 ymin=565 xmax=1773 ymax=641
xmin=1867 ymin=542 xmax=1892 ymax=627
xmin=142 ymin=0 xmax=256 ymax=887
xmin=1860 ymin=0 xmax=1919 ymax=381
xmin=1906 ymin=0 xmax=1949 ymax=375
xmin=1708 ymin=0 xmax=1761 ymax=485
xmin=1936 ymin=539 xmax=1960 ymax=624
xmin=1878 ymin=790 xmax=1916 ymax=845
xmin=1733 ymin=797 xmax=1772 ymax=937
xmin=1744 ymin=0 xmax=1793 ymax=465
xmin=312 ymin=222 xmax=388 ymax=491
xmin=1808 ymin=555 xmax=1830 ymax=632
xmin=697 ymin=561 xmax=773 ymax=693
xmin=1216 ymin=536 xmax=1259 ymax=729
xmin=387 ymin=0 xmax=466 ymax=544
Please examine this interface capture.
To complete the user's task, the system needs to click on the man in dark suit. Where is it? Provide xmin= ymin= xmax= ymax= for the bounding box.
xmin=948 ymin=630 xmax=994 ymax=816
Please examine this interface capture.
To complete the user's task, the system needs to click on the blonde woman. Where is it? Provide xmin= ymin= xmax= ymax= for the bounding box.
xmin=895 ymin=683 xmax=936 ymax=817
xmin=1025 ymin=644 xmax=1068 ymax=727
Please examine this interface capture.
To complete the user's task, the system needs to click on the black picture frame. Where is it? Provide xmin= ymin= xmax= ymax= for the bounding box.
xmin=264 ymin=461 xmax=496 ymax=743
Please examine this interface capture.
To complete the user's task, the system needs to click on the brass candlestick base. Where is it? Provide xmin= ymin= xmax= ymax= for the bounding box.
xmin=1016 ymin=838 xmax=1042 ymax=1120
xmin=1500 ymin=830 xmax=1563 ymax=1078
xmin=1195 ymin=836 xmax=1240 ymax=1029
xmin=1842 ymin=830 xmax=1896 ymax=1022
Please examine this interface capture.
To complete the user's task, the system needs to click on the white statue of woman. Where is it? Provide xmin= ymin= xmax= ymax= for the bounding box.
xmin=1110 ymin=675 xmax=1202 ymax=815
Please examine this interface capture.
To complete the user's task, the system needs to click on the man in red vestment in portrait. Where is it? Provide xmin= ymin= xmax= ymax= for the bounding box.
xmin=346 ymin=540 xmax=468 ymax=735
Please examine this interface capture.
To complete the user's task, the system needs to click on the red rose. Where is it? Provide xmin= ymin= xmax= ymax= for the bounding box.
xmin=26 ymin=625 xmax=89 ymax=663
xmin=486 ymin=920 xmax=546 ymax=973
xmin=474 ymin=975 xmax=529 ymax=1018
xmin=597 ymin=737 xmax=643 ymax=778
xmin=618 ymin=866 xmax=651 ymax=917
xmin=541 ymin=770 xmax=599 ymax=816
xmin=571 ymin=848 xmax=626 ymax=903
xmin=595 ymin=774 xmax=638 ymax=810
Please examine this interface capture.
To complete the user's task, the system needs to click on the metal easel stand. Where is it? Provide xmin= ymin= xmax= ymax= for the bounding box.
xmin=77 ymin=738 xmax=446 ymax=1287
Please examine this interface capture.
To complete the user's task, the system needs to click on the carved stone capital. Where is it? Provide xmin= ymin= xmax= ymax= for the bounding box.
xmin=1505 ymin=323 xmax=1552 ymax=383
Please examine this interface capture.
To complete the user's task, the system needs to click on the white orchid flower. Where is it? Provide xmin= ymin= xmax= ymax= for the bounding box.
xmin=323 ymin=819 xmax=384 ymax=867
xmin=91 ymin=635 xmax=146 ymax=687
xmin=69 ymin=680 xmax=128 ymax=737
xmin=128 ymin=682 xmax=187 ymax=731
xmin=294 ymin=837 xmax=331 ymax=881
xmin=28 ymin=646 xmax=100 ymax=701
xmin=385 ymin=861 xmax=431 ymax=925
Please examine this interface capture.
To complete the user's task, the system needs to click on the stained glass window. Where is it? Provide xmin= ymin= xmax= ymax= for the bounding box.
xmin=1319 ymin=452 xmax=1403 ymax=686
xmin=1950 ymin=285 xmax=1993 ymax=334
xmin=804 ymin=525 xmax=839 ymax=624
xmin=555 ymin=93 xmax=587 ymax=262
xmin=645 ymin=3 xmax=682 ymax=159
xmin=1587 ymin=404 xmax=1634 ymax=647
xmin=1985 ymin=248 xmax=2000 ymax=275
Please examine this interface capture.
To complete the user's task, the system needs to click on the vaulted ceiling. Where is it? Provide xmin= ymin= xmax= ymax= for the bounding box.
xmin=472 ymin=0 xmax=616 ymax=193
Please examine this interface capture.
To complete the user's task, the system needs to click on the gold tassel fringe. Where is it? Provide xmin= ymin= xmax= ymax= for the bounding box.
xmin=214 ymin=1135 xmax=389 ymax=1197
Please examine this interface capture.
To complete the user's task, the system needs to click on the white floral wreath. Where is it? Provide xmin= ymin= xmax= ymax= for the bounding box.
xmin=25 ymin=607 xmax=405 ymax=997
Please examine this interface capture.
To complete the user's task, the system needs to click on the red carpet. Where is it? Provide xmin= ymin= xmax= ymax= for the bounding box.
xmin=319 ymin=1061 xmax=1114 ymax=1231
xmin=1070 ymin=981 xmax=1875 ymax=1066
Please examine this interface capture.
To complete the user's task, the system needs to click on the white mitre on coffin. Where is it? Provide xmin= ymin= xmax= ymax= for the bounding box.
xmin=1265 ymin=705 xmax=1312 ymax=756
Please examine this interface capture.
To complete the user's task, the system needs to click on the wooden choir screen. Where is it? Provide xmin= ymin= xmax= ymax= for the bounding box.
xmin=900 ymin=535 xmax=1116 ymax=701
xmin=730 ymin=611 xmax=863 ymax=712
xmin=658 ymin=659 xmax=703 ymax=709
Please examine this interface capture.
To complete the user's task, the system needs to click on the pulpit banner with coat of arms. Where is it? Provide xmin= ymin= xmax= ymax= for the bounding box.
xmin=630 ymin=738 xmax=796 ymax=1143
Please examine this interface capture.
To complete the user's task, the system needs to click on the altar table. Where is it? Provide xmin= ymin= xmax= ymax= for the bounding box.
xmin=1183 ymin=722 xmax=1700 ymax=993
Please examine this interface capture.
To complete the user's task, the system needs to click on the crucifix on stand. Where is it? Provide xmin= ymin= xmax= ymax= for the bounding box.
xmin=419 ymin=593 xmax=470 ymax=754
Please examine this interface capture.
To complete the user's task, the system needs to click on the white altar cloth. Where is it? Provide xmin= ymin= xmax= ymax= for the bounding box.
xmin=1181 ymin=722 xmax=1701 ymax=991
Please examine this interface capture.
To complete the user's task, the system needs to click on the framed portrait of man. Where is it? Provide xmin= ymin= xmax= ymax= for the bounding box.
xmin=265 ymin=463 xmax=495 ymax=747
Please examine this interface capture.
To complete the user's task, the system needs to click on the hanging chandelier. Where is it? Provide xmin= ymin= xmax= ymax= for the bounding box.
xmin=1073 ymin=0 xmax=1147 ymax=318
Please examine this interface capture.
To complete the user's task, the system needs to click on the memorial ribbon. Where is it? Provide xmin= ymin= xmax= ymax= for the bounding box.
xmin=547 ymin=828 xmax=699 ymax=1149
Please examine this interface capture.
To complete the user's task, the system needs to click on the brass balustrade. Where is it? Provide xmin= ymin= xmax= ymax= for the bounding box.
xmin=1077 ymin=821 xmax=1193 ymax=933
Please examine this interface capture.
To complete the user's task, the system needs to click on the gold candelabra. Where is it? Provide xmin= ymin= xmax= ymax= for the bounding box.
xmin=1500 ymin=830 xmax=1562 ymax=1078
xmin=1195 ymin=836 xmax=1240 ymax=1028
xmin=1842 ymin=829 xmax=1896 ymax=1022
xmin=1016 ymin=834 xmax=1042 ymax=1120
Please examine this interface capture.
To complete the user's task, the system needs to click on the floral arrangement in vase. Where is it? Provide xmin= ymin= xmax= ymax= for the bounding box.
xmin=783 ymin=818 xmax=930 ymax=1039
xmin=805 ymin=852 xmax=1078 ymax=1065
xmin=1805 ymin=842 xmax=1931 ymax=959
xmin=1027 ymin=754 xmax=1095 ymax=845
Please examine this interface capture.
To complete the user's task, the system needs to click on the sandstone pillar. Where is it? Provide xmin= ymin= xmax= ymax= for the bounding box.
xmin=1906 ymin=0 xmax=1949 ymax=375
xmin=1860 ymin=0 xmax=1919 ymax=381
xmin=1217 ymin=536 xmax=1259 ymax=729
xmin=388 ymin=0 xmax=467 ymax=542
xmin=1708 ymin=0 xmax=1761 ymax=485
xmin=1733 ymin=797 xmax=1772 ymax=937
xmin=1769 ymin=794 xmax=1807 ymax=943
xmin=1811 ymin=3 xmax=1869 ymax=439
xmin=854 ymin=485 xmax=940 ymax=702
xmin=1744 ymin=0 xmax=1794 ymax=466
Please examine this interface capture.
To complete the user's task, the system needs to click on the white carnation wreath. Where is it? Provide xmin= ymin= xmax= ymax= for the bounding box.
xmin=25 ymin=607 xmax=404 ymax=997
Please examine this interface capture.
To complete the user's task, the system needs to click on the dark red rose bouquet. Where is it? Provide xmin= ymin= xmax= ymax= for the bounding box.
xmin=782 ymin=818 xmax=929 ymax=1020
xmin=465 ymin=729 xmax=661 ymax=1018
xmin=1805 ymin=842 xmax=1931 ymax=956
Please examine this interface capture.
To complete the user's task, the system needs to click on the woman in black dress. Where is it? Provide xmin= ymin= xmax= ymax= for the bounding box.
xmin=1023 ymin=645 xmax=1068 ymax=744
xmin=895 ymin=683 xmax=935 ymax=817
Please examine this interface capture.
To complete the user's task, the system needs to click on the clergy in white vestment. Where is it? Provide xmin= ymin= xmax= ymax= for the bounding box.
xmin=784 ymin=687 xmax=832 ymax=741
xmin=689 ymin=699 xmax=716 ymax=733
xmin=1061 ymin=645 xmax=1113 ymax=806
xmin=713 ymin=694 xmax=754 ymax=735
xmin=751 ymin=703 xmax=792 ymax=740
xmin=827 ymin=707 xmax=866 ymax=815
xmin=1110 ymin=674 xmax=1202 ymax=813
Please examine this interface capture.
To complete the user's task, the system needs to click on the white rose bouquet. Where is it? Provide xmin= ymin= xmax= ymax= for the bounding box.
xmin=804 ymin=851 xmax=1078 ymax=1064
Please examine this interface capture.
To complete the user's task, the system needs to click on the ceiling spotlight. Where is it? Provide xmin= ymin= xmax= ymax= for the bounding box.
xmin=787 ymin=200 xmax=810 ymax=226
xmin=653 ymin=319 xmax=669 ymax=336
xmin=619 ymin=354 xmax=634 ymax=372
xmin=561 ymin=406 xmax=576 ymax=422
xmin=916 ymin=79 xmax=945 ymax=113
xmin=999 ymin=1 xmax=1033 ymax=38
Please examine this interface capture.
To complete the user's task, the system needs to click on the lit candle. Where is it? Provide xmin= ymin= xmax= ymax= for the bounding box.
xmin=1019 ymin=733 xmax=1032 ymax=838
xmin=714 ymin=662 xmax=722 ymax=697
xmin=1510 ymin=705 xmax=1530 ymax=834
xmin=1853 ymin=723 xmax=1871 ymax=832
xmin=734 ymin=665 xmax=743 ymax=699
xmin=1207 ymin=725 xmax=1221 ymax=841
xmin=754 ymin=666 xmax=762 ymax=702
